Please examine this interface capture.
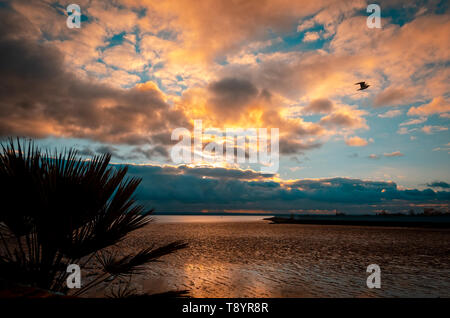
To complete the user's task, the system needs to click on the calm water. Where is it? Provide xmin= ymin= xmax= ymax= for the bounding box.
xmin=110 ymin=216 xmax=450 ymax=297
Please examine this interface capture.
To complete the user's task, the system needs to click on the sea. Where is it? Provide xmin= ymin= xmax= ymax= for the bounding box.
xmin=97 ymin=215 xmax=450 ymax=298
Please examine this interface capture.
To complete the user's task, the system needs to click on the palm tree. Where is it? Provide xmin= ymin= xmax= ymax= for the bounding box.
xmin=0 ymin=138 xmax=187 ymax=297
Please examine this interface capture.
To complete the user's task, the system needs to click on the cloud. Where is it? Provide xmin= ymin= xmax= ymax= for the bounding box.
xmin=399 ymin=117 xmax=427 ymax=126
xmin=303 ymin=31 xmax=321 ymax=42
xmin=432 ymin=143 xmax=450 ymax=152
xmin=102 ymin=70 xmax=141 ymax=87
xmin=86 ymin=1 xmax=142 ymax=33
xmin=331 ymin=13 xmax=450 ymax=108
xmin=77 ymin=146 xmax=96 ymax=157
xmin=122 ymin=164 xmax=449 ymax=213
xmin=133 ymin=145 xmax=170 ymax=159
xmin=345 ymin=136 xmax=368 ymax=147
xmin=397 ymin=127 xmax=417 ymax=135
xmin=142 ymin=0 xmax=336 ymax=63
xmin=1 ymin=0 xmax=449 ymax=180
xmin=383 ymin=151 xmax=404 ymax=157
xmin=208 ymin=77 xmax=259 ymax=116
xmin=74 ymin=144 xmax=141 ymax=161
xmin=304 ymin=98 xmax=334 ymax=114
xmin=177 ymin=166 xmax=272 ymax=180
xmin=300 ymin=1 xmax=365 ymax=40
xmin=319 ymin=111 xmax=367 ymax=129
xmin=95 ymin=145 xmax=141 ymax=160
xmin=279 ymin=140 xmax=322 ymax=154
xmin=175 ymin=76 xmax=328 ymax=155
xmin=426 ymin=181 xmax=450 ymax=189
xmin=378 ymin=110 xmax=402 ymax=118
xmin=373 ymin=87 xmax=408 ymax=107
xmin=408 ymin=97 xmax=450 ymax=116
xmin=421 ymin=125 xmax=449 ymax=134
xmin=102 ymin=42 xmax=147 ymax=72
xmin=0 ymin=8 xmax=189 ymax=147
xmin=84 ymin=62 xmax=109 ymax=76
xmin=96 ymin=145 xmax=120 ymax=155
xmin=297 ymin=19 xmax=317 ymax=32
xmin=10 ymin=0 xmax=450 ymax=110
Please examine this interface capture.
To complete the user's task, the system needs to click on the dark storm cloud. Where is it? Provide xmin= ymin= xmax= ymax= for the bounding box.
xmin=128 ymin=165 xmax=270 ymax=180
xmin=427 ymin=181 xmax=450 ymax=189
xmin=150 ymin=132 xmax=178 ymax=146
xmin=209 ymin=77 xmax=258 ymax=106
xmin=133 ymin=145 xmax=170 ymax=159
xmin=95 ymin=145 xmax=141 ymax=160
xmin=122 ymin=164 xmax=450 ymax=213
xmin=208 ymin=78 xmax=259 ymax=116
xmin=201 ymin=76 xmax=325 ymax=156
xmin=177 ymin=166 xmax=270 ymax=180
xmin=76 ymin=145 xmax=139 ymax=160
xmin=0 ymin=8 xmax=189 ymax=146
xmin=96 ymin=145 xmax=121 ymax=155
xmin=77 ymin=146 xmax=95 ymax=157
xmin=279 ymin=139 xmax=322 ymax=154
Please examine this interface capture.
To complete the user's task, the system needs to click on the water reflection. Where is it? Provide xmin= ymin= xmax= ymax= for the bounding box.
xmin=118 ymin=218 xmax=450 ymax=297
xmin=153 ymin=215 xmax=267 ymax=223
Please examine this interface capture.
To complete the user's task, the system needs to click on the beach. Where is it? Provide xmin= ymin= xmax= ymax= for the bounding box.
xmin=94 ymin=216 xmax=450 ymax=298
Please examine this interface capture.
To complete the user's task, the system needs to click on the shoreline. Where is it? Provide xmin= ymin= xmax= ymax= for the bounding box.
xmin=264 ymin=215 xmax=450 ymax=228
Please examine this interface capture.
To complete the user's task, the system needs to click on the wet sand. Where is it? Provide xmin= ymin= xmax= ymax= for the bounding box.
xmin=91 ymin=217 xmax=450 ymax=297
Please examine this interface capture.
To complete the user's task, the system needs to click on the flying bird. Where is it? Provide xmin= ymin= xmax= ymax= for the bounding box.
xmin=355 ymin=81 xmax=370 ymax=90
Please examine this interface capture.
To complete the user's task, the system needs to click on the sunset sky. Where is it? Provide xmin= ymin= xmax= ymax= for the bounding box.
xmin=0 ymin=0 xmax=449 ymax=214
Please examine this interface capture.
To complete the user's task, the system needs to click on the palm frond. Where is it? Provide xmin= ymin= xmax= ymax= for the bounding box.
xmin=97 ymin=241 xmax=188 ymax=277
xmin=0 ymin=138 xmax=188 ymax=296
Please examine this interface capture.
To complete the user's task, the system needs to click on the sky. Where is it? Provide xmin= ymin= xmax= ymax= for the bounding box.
xmin=0 ymin=0 xmax=449 ymax=214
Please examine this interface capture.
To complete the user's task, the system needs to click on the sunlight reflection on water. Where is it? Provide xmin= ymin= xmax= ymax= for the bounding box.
xmin=116 ymin=217 xmax=450 ymax=298
xmin=152 ymin=215 xmax=268 ymax=223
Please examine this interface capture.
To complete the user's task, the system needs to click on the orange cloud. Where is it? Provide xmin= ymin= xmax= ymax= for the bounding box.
xmin=421 ymin=125 xmax=448 ymax=134
xmin=384 ymin=151 xmax=404 ymax=157
xmin=408 ymin=97 xmax=450 ymax=116
xmin=2 ymin=0 xmax=448 ymax=166
xmin=133 ymin=0 xmax=334 ymax=64
xmin=303 ymin=32 xmax=320 ymax=42
xmin=345 ymin=136 xmax=368 ymax=147
xmin=102 ymin=42 xmax=147 ymax=71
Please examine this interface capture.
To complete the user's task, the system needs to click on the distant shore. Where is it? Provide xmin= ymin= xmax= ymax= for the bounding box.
xmin=264 ymin=215 xmax=450 ymax=228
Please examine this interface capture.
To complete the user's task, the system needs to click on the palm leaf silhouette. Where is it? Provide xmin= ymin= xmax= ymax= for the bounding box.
xmin=0 ymin=138 xmax=188 ymax=296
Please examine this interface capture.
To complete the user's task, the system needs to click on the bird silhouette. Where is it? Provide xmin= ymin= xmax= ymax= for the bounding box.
xmin=355 ymin=81 xmax=370 ymax=90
